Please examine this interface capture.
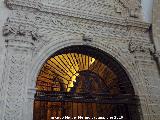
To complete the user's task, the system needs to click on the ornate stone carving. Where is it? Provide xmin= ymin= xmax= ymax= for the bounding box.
xmin=152 ymin=0 xmax=160 ymax=56
xmin=128 ymin=39 xmax=154 ymax=53
xmin=5 ymin=0 xmax=142 ymax=19
xmin=3 ymin=22 xmax=42 ymax=41
xmin=4 ymin=53 xmax=26 ymax=120
xmin=154 ymin=50 xmax=160 ymax=67
xmin=2 ymin=20 xmax=45 ymax=51
xmin=155 ymin=50 xmax=160 ymax=58
xmin=2 ymin=7 xmax=151 ymax=56
xmin=5 ymin=10 xmax=150 ymax=41
xmin=152 ymin=0 xmax=160 ymax=72
xmin=82 ymin=34 xmax=93 ymax=42
xmin=1 ymin=0 xmax=159 ymax=120
xmin=120 ymin=0 xmax=141 ymax=18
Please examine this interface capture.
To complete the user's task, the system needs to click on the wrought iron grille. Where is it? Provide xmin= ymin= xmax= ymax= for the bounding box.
xmin=33 ymin=46 xmax=142 ymax=120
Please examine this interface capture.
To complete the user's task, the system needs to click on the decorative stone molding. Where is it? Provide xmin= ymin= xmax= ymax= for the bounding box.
xmin=5 ymin=0 xmax=142 ymax=19
xmin=27 ymin=88 xmax=36 ymax=100
xmin=2 ymin=8 xmax=152 ymax=56
xmin=155 ymin=51 xmax=160 ymax=58
xmin=4 ymin=10 xmax=150 ymax=41
xmin=3 ymin=22 xmax=43 ymax=48
xmin=0 ymin=0 xmax=159 ymax=120
xmin=4 ymin=50 xmax=28 ymax=120
xmin=154 ymin=50 xmax=160 ymax=67
xmin=82 ymin=34 xmax=93 ymax=42
xmin=128 ymin=39 xmax=154 ymax=54
xmin=152 ymin=0 xmax=160 ymax=67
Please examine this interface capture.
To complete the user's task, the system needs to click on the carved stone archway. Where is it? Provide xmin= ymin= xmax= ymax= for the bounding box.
xmin=26 ymin=38 xmax=146 ymax=120
xmin=1 ymin=0 xmax=157 ymax=119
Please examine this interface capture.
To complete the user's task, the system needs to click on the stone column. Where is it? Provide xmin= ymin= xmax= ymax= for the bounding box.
xmin=152 ymin=0 xmax=160 ymax=66
xmin=3 ymin=46 xmax=32 ymax=120
xmin=1 ymin=22 xmax=39 ymax=120
xmin=128 ymin=37 xmax=160 ymax=119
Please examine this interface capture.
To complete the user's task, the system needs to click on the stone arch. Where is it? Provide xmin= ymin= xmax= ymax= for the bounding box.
xmin=30 ymin=40 xmax=143 ymax=93
xmin=27 ymin=37 xmax=146 ymax=119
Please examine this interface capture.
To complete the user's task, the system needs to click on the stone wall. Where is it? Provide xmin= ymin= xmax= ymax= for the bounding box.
xmin=149 ymin=0 xmax=160 ymax=119
xmin=0 ymin=0 xmax=10 ymax=119
xmin=153 ymin=0 xmax=160 ymax=66
xmin=0 ymin=0 xmax=159 ymax=120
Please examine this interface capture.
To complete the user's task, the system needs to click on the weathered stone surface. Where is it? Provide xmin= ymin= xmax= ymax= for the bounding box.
xmin=152 ymin=0 xmax=160 ymax=66
xmin=0 ymin=0 xmax=159 ymax=120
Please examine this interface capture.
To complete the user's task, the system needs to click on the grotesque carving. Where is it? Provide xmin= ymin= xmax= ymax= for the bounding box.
xmin=3 ymin=22 xmax=43 ymax=47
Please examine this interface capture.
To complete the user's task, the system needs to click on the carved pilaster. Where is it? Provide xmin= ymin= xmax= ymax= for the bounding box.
xmin=1 ymin=20 xmax=39 ymax=120
xmin=128 ymin=38 xmax=159 ymax=95
xmin=152 ymin=0 xmax=160 ymax=67
xmin=4 ymin=49 xmax=27 ymax=120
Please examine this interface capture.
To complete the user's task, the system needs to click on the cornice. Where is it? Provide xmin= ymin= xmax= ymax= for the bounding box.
xmin=3 ymin=1 xmax=152 ymax=54
xmin=4 ymin=10 xmax=150 ymax=41
xmin=4 ymin=0 xmax=149 ymax=30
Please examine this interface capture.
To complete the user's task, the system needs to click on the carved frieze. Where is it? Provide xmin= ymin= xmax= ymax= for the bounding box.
xmin=4 ymin=10 xmax=150 ymax=41
xmin=2 ymin=7 xmax=152 ymax=56
xmin=2 ymin=21 xmax=44 ymax=50
xmin=5 ymin=0 xmax=142 ymax=19
xmin=3 ymin=0 xmax=151 ymax=55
